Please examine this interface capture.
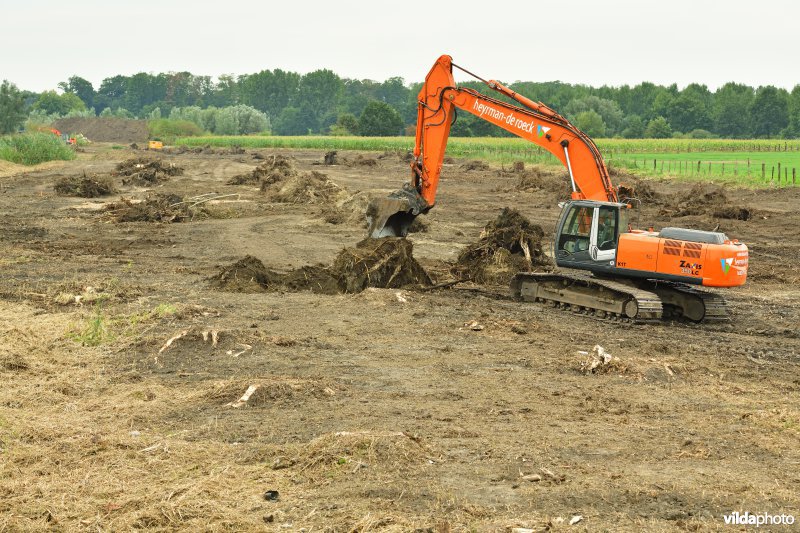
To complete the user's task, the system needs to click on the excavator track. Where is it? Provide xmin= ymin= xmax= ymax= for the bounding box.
xmin=511 ymin=272 xmax=729 ymax=323
xmin=643 ymin=281 xmax=729 ymax=322
xmin=511 ymin=272 xmax=663 ymax=322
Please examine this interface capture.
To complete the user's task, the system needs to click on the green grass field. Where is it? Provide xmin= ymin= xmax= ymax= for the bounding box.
xmin=175 ymin=135 xmax=800 ymax=187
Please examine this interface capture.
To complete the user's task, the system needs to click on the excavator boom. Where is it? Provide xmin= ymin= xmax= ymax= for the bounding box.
xmin=367 ymin=55 xmax=615 ymax=238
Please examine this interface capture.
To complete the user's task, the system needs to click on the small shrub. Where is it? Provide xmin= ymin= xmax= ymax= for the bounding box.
xmin=70 ymin=305 xmax=114 ymax=346
xmin=148 ymin=118 xmax=204 ymax=142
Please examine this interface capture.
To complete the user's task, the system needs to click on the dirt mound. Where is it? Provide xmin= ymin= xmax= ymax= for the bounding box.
xmin=343 ymin=154 xmax=378 ymax=167
xmin=295 ymin=431 xmax=430 ymax=480
xmin=322 ymin=191 xmax=373 ymax=226
xmin=323 ymin=151 xmax=338 ymax=165
xmin=333 ymin=238 xmax=431 ymax=293
xmin=54 ymin=173 xmax=116 ymax=197
xmin=263 ymin=171 xmax=348 ymax=205
xmin=106 ymin=194 xmax=207 ymax=223
xmin=378 ymin=149 xmax=413 ymax=163
xmin=210 ymin=256 xmax=340 ymax=294
xmin=456 ymin=208 xmax=551 ymax=284
xmin=212 ymin=238 xmax=430 ymax=294
xmin=52 ymin=117 xmax=149 ymax=143
xmin=664 ymin=184 xmax=754 ymax=220
xmin=617 ymin=179 xmax=661 ymax=205
xmin=228 ymin=155 xmax=298 ymax=185
xmin=509 ymin=166 xmax=572 ymax=200
xmin=163 ymin=145 xmax=245 ymax=156
xmin=114 ymin=158 xmax=183 ymax=186
xmin=461 ymin=160 xmax=490 ymax=171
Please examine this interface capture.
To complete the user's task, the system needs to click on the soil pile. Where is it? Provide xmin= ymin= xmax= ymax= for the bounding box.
xmin=461 ymin=160 xmax=490 ymax=171
xmin=54 ymin=173 xmax=116 ymax=197
xmin=227 ymin=155 xmax=298 ymax=185
xmin=115 ymin=158 xmax=184 ymax=186
xmin=378 ymin=150 xmax=413 ymax=163
xmin=263 ymin=171 xmax=348 ymax=205
xmin=664 ymin=184 xmax=754 ymax=220
xmin=107 ymin=194 xmax=206 ymax=223
xmin=333 ymin=238 xmax=431 ymax=293
xmin=509 ymin=166 xmax=572 ymax=200
xmin=212 ymin=238 xmax=430 ymax=294
xmin=323 ymin=151 xmax=338 ymax=165
xmin=456 ymin=208 xmax=550 ymax=284
xmin=52 ymin=117 xmax=149 ymax=143
xmin=164 ymin=145 xmax=245 ymax=156
xmin=343 ymin=154 xmax=378 ymax=167
xmin=617 ymin=179 xmax=661 ymax=205
xmin=322 ymin=191 xmax=373 ymax=226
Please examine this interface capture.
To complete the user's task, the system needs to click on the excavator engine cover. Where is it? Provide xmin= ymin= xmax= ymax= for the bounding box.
xmin=366 ymin=183 xmax=429 ymax=238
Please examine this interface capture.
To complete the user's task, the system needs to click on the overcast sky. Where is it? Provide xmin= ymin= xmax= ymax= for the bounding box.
xmin=2 ymin=0 xmax=798 ymax=93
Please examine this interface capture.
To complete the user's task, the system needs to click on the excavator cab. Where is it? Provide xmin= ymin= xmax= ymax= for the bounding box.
xmin=555 ymin=201 xmax=628 ymax=272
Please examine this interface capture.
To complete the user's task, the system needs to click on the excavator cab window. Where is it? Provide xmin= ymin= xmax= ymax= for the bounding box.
xmin=557 ymin=203 xmax=621 ymax=267
xmin=558 ymin=206 xmax=593 ymax=256
xmin=597 ymin=206 xmax=617 ymax=251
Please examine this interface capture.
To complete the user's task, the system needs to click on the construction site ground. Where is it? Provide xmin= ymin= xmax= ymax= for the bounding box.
xmin=1 ymin=145 xmax=798 ymax=531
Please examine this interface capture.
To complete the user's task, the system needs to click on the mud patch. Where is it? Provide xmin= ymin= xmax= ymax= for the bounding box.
xmin=664 ymin=184 xmax=754 ymax=220
xmin=114 ymin=158 xmax=184 ymax=186
xmin=455 ymin=208 xmax=551 ymax=284
xmin=212 ymin=239 xmax=430 ymax=294
xmin=106 ymin=194 xmax=207 ymax=223
xmin=54 ymin=173 xmax=116 ymax=197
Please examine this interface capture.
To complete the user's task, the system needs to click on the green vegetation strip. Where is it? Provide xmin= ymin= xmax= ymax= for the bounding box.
xmin=176 ymin=136 xmax=800 ymax=186
xmin=0 ymin=133 xmax=77 ymax=165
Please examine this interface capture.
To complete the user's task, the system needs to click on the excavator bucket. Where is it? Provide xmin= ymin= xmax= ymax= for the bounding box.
xmin=366 ymin=183 xmax=429 ymax=238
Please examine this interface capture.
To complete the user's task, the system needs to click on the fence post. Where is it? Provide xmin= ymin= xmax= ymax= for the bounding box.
xmin=762 ymin=163 xmax=766 ymax=180
xmin=698 ymin=161 xmax=701 ymax=173
xmin=778 ymin=162 xmax=781 ymax=182
xmin=653 ymin=159 xmax=657 ymax=171
xmin=794 ymin=168 xmax=796 ymax=185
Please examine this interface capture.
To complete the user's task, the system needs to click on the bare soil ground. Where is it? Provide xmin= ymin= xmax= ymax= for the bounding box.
xmin=1 ymin=145 xmax=798 ymax=531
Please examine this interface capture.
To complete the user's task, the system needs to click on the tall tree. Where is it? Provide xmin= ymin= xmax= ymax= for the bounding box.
xmin=58 ymin=76 xmax=95 ymax=110
xmin=564 ymin=96 xmax=624 ymax=136
xmin=750 ymin=86 xmax=789 ymax=137
xmin=32 ymin=90 xmax=86 ymax=116
xmin=358 ymin=100 xmax=404 ymax=136
xmin=239 ymin=69 xmax=300 ymax=121
xmin=296 ymin=69 xmax=343 ymax=133
xmin=782 ymin=85 xmax=800 ymax=138
xmin=0 ymin=80 xmax=26 ymax=133
xmin=713 ymin=83 xmax=754 ymax=137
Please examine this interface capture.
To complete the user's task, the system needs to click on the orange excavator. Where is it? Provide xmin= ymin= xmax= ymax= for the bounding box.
xmin=367 ymin=55 xmax=748 ymax=322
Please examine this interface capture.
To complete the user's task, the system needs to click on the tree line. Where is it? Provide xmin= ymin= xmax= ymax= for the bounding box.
xmin=2 ymin=69 xmax=800 ymax=138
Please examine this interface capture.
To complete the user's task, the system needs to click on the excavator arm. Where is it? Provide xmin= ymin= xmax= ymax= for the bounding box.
xmin=367 ymin=55 xmax=617 ymax=238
